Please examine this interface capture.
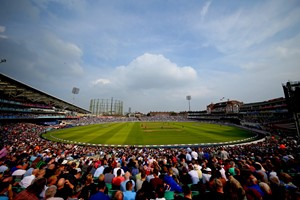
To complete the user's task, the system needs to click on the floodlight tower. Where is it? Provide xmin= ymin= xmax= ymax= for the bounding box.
xmin=186 ymin=95 xmax=191 ymax=111
xmin=72 ymin=87 xmax=80 ymax=104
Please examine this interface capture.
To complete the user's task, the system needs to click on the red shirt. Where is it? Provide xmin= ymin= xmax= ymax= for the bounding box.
xmin=112 ymin=176 xmax=125 ymax=186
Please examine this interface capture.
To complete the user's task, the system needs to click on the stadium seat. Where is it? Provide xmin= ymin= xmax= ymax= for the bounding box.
xmin=108 ymin=189 xmax=119 ymax=198
xmin=164 ymin=190 xmax=175 ymax=200
xmin=106 ymin=183 xmax=112 ymax=191
xmin=192 ymin=190 xmax=199 ymax=196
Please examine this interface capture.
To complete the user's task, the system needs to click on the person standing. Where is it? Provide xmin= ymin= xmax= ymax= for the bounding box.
xmin=219 ymin=147 xmax=229 ymax=161
xmin=191 ymin=148 xmax=199 ymax=161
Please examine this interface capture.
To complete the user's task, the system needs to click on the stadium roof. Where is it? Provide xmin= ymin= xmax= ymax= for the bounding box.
xmin=0 ymin=73 xmax=90 ymax=114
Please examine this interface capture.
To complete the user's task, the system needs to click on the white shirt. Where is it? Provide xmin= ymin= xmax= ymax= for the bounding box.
xmin=93 ymin=166 xmax=105 ymax=178
xmin=113 ymin=167 xmax=125 ymax=177
xmin=188 ymin=170 xmax=198 ymax=179
xmin=19 ymin=174 xmax=35 ymax=188
xmin=191 ymin=151 xmax=198 ymax=160
xmin=186 ymin=153 xmax=192 ymax=162
xmin=188 ymin=170 xmax=199 ymax=184
xmin=219 ymin=167 xmax=227 ymax=181
xmin=202 ymin=173 xmax=211 ymax=184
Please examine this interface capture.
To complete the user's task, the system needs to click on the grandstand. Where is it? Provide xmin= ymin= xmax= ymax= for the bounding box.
xmin=283 ymin=81 xmax=300 ymax=138
xmin=0 ymin=73 xmax=90 ymax=124
xmin=187 ymin=100 xmax=242 ymax=124
xmin=188 ymin=97 xmax=298 ymax=137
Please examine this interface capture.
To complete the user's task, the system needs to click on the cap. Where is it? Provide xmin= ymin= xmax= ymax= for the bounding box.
xmin=61 ymin=160 xmax=68 ymax=165
xmin=205 ymin=167 xmax=212 ymax=172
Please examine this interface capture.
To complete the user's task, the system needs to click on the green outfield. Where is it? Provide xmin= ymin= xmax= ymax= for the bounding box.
xmin=42 ymin=121 xmax=256 ymax=146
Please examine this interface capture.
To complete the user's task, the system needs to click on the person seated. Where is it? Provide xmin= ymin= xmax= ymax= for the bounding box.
xmin=123 ymin=181 xmax=136 ymax=200
xmin=112 ymin=169 xmax=125 ymax=190
xmin=163 ymin=168 xmax=182 ymax=193
xmin=89 ymin=181 xmax=110 ymax=200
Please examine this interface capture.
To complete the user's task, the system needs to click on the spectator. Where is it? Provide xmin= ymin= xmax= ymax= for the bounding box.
xmin=191 ymin=148 xmax=199 ymax=161
xmin=154 ymin=184 xmax=165 ymax=200
xmin=55 ymin=178 xmax=73 ymax=200
xmin=45 ymin=185 xmax=63 ymax=200
xmin=123 ymin=181 xmax=136 ymax=200
xmin=244 ymin=174 xmax=265 ymax=200
xmin=150 ymin=168 xmax=164 ymax=192
xmin=89 ymin=181 xmax=110 ymax=200
xmin=163 ymin=168 xmax=182 ymax=193
xmin=202 ymin=167 xmax=212 ymax=185
xmin=113 ymin=163 xmax=125 ymax=177
xmin=0 ymin=181 xmax=13 ymax=200
xmin=78 ymin=173 xmax=97 ymax=200
xmin=93 ymin=161 xmax=104 ymax=179
xmin=219 ymin=147 xmax=229 ymax=161
xmin=112 ymin=169 xmax=125 ymax=190
xmin=19 ymin=168 xmax=39 ymax=188
xmin=121 ymin=171 xmax=135 ymax=192
xmin=188 ymin=164 xmax=199 ymax=185
xmin=14 ymin=177 xmax=47 ymax=200
xmin=179 ymin=166 xmax=192 ymax=186
xmin=181 ymin=185 xmax=192 ymax=200
xmin=103 ymin=166 xmax=114 ymax=184
xmin=204 ymin=178 xmax=225 ymax=200
xmin=0 ymin=145 xmax=9 ymax=159
xmin=113 ymin=190 xmax=124 ymax=200
xmin=136 ymin=170 xmax=146 ymax=191
xmin=224 ymin=172 xmax=245 ymax=200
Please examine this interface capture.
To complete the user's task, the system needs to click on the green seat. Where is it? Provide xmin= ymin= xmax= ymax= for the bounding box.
xmin=106 ymin=183 xmax=112 ymax=191
xmin=164 ymin=190 xmax=175 ymax=200
xmin=176 ymin=193 xmax=184 ymax=197
xmin=12 ymin=186 xmax=25 ymax=193
xmin=108 ymin=189 xmax=119 ymax=198
xmin=192 ymin=190 xmax=199 ymax=196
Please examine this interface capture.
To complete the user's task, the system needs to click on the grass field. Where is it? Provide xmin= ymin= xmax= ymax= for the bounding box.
xmin=42 ymin=122 xmax=256 ymax=146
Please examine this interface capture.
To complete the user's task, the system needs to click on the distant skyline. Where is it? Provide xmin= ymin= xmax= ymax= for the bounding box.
xmin=1 ymin=0 xmax=300 ymax=113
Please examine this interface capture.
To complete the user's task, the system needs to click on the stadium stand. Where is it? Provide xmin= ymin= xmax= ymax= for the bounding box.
xmin=0 ymin=73 xmax=90 ymax=124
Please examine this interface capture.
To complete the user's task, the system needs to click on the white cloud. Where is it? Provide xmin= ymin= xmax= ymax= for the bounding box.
xmin=92 ymin=79 xmax=111 ymax=86
xmin=193 ymin=1 xmax=300 ymax=53
xmin=114 ymin=53 xmax=197 ymax=90
xmin=33 ymin=33 xmax=84 ymax=77
xmin=200 ymin=1 xmax=212 ymax=18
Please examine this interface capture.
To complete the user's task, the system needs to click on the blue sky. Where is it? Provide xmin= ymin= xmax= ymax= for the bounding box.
xmin=0 ymin=0 xmax=300 ymax=113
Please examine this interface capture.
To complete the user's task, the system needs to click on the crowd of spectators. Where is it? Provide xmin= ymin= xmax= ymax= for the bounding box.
xmin=0 ymin=120 xmax=299 ymax=200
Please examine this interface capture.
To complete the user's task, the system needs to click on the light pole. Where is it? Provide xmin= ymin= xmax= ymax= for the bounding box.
xmin=72 ymin=87 xmax=80 ymax=104
xmin=186 ymin=95 xmax=191 ymax=111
